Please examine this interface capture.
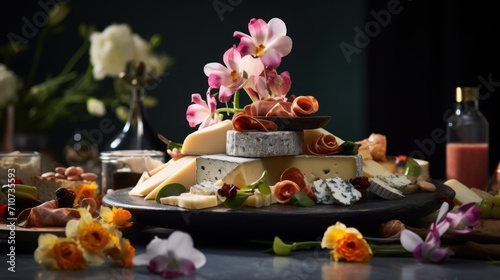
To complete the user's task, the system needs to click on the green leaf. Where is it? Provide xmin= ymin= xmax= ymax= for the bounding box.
xmin=289 ymin=193 xmax=315 ymax=207
xmin=222 ymin=194 xmax=248 ymax=209
xmin=339 ymin=141 xmax=360 ymax=155
xmin=155 ymin=183 xmax=187 ymax=203
xmin=242 ymin=170 xmax=271 ymax=195
xmin=402 ymin=157 xmax=422 ymax=178
xmin=272 ymin=236 xmax=293 ymax=256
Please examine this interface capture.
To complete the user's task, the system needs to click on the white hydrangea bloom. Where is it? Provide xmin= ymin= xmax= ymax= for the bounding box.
xmin=0 ymin=64 xmax=18 ymax=109
xmin=89 ymin=24 xmax=137 ymax=80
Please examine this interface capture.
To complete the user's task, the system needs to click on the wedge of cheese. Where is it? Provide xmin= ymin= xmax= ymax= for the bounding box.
xmin=197 ymin=154 xmax=362 ymax=188
xmin=181 ymin=120 xmax=233 ymax=155
xmin=444 ymin=179 xmax=482 ymax=205
xmin=128 ymin=156 xmax=197 ymax=197
xmin=363 ymin=159 xmax=393 ymax=178
xmin=160 ymin=193 xmax=219 ymax=209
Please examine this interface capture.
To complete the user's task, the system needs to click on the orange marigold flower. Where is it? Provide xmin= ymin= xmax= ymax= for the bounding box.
xmin=74 ymin=182 xmax=98 ymax=204
xmin=332 ymin=232 xmax=373 ymax=262
xmin=52 ymin=241 xmax=87 ymax=270
xmin=78 ymin=221 xmax=111 ymax=251
xmin=108 ymin=238 xmax=136 ymax=268
xmin=100 ymin=206 xmax=133 ymax=227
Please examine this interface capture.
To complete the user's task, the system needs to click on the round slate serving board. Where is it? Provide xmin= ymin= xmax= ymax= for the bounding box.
xmin=103 ymin=182 xmax=455 ymax=239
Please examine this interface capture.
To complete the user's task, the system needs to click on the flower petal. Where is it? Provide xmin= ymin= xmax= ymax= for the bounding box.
xmin=248 ymin=18 xmax=268 ymax=45
xmin=436 ymin=202 xmax=449 ymax=224
xmin=267 ymin=18 xmax=287 ymax=39
xmin=260 ymin=47 xmax=282 ymax=69
xmin=166 ymin=231 xmax=194 ymax=260
xmin=400 ymin=229 xmax=423 ymax=252
xmin=266 ymin=35 xmax=293 ymax=57
xmin=189 ymin=249 xmax=207 ymax=269
xmin=204 ymin=62 xmax=227 ymax=77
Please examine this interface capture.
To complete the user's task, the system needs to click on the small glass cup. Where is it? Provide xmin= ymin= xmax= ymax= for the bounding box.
xmin=100 ymin=150 xmax=165 ymax=194
xmin=0 ymin=151 xmax=41 ymax=186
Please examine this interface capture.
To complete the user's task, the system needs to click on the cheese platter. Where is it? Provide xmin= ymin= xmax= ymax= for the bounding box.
xmin=102 ymin=181 xmax=455 ymax=239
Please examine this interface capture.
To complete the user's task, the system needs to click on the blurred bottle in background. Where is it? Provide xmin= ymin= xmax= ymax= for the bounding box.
xmin=446 ymin=87 xmax=489 ymax=190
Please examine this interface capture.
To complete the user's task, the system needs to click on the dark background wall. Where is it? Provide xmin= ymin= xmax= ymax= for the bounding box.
xmin=1 ymin=0 xmax=498 ymax=181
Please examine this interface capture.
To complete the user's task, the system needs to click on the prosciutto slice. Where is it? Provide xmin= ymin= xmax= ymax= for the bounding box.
xmin=307 ymin=134 xmax=341 ymax=156
xmin=273 ymin=180 xmax=301 ymax=203
xmin=16 ymin=198 xmax=98 ymax=228
xmin=291 ymin=96 xmax=319 ymax=116
xmin=232 ymin=112 xmax=278 ymax=132
xmin=280 ymin=167 xmax=316 ymax=202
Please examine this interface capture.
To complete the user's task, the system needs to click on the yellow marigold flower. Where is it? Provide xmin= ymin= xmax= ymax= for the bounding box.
xmin=109 ymin=238 xmax=136 ymax=268
xmin=34 ymin=233 xmax=87 ymax=270
xmin=332 ymin=232 xmax=373 ymax=262
xmin=74 ymin=182 xmax=98 ymax=204
xmin=52 ymin=240 xmax=87 ymax=269
xmin=321 ymin=221 xmax=362 ymax=249
xmin=79 ymin=221 xmax=111 ymax=251
xmin=100 ymin=205 xmax=133 ymax=227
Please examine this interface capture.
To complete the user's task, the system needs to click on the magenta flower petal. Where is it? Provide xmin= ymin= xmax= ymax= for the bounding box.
xmin=445 ymin=202 xmax=481 ymax=233
xmin=260 ymin=47 xmax=282 ymax=69
xmin=247 ymin=18 xmax=269 ymax=45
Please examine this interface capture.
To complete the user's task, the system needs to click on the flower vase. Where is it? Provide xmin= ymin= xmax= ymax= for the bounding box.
xmin=103 ymin=86 xmax=165 ymax=152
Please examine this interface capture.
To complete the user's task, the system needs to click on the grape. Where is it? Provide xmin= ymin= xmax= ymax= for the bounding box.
xmin=491 ymin=206 xmax=500 ymax=219
xmin=478 ymin=202 xmax=492 ymax=218
xmin=492 ymin=194 xmax=500 ymax=207
xmin=482 ymin=199 xmax=493 ymax=208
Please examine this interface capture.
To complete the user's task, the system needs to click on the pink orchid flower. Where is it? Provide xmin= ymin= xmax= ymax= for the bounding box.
xmin=204 ymin=46 xmax=264 ymax=103
xmin=443 ymin=202 xmax=481 ymax=234
xmin=186 ymin=89 xmax=220 ymax=129
xmin=400 ymin=223 xmax=455 ymax=264
xmin=267 ymin=70 xmax=291 ymax=97
xmin=234 ymin=18 xmax=292 ymax=69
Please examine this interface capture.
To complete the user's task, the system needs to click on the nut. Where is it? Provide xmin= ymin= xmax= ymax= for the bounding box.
xmin=55 ymin=167 xmax=66 ymax=175
xmin=80 ymin=173 xmax=98 ymax=181
xmin=41 ymin=172 xmax=56 ymax=178
xmin=416 ymin=180 xmax=436 ymax=192
xmin=66 ymin=175 xmax=81 ymax=181
xmin=64 ymin=166 xmax=79 ymax=177
xmin=55 ymin=173 xmax=66 ymax=179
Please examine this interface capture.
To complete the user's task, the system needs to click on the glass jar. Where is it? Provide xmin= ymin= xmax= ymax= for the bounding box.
xmin=446 ymin=87 xmax=489 ymax=190
xmin=0 ymin=151 xmax=41 ymax=186
xmin=100 ymin=150 xmax=165 ymax=194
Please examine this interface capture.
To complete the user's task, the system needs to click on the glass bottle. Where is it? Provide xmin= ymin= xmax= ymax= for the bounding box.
xmin=102 ymin=61 xmax=165 ymax=153
xmin=446 ymin=87 xmax=489 ymax=190
xmin=104 ymin=86 xmax=164 ymax=152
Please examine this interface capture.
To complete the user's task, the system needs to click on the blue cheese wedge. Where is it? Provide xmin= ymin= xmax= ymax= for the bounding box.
xmin=313 ymin=177 xmax=362 ymax=205
xmin=368 ymin=177 xmax=405 ymax=200
xmin=375 ymin=174 xmax=412 ymax=192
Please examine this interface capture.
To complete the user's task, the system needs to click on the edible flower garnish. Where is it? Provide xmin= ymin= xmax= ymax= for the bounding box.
xmin=216 ymin=170 xmax=271 ymax=209
xmin=133 ymin=231 xmax=206 ymax=279
xmin=99 ymin=205 xmax=134 ymax=228
xmin=400 ymin=202 xmax=480 ymax=263
xmin=186 ymin=17 xmax=293 ymax=130
xmin=34 ymin=206 xmax=135 ymax=269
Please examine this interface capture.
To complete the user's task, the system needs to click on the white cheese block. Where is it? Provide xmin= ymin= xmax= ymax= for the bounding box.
xmin=363 ymin=159 xmax=393 ymax=178
xmin=196 ymin=154 xmax=362 ymax=189
xmin=189 ymin=181 xmax=220 ymax=195
xmin=181 ymin=120 xmax=233 ymax=155
xmin=128 ymin=156 xmax=196 ymax=198
xmin=196 ymin=155 xmax=262 ymax=184
xmin=284 ymin=155 xmax=363 ymax=183
xmin=368 ymin=177 xmax=405 ymax=200
xmin=444 ymin=179 xmax=483 ymax=205
xmin=226 ymin=130 xmax=303 ymax=157
xmin=376 ymin=174 xmax=412 ymax=192
xmin=313 ymin=177 xmax=361 ymax=205
xmin=244 ymin=192 xmax=272 ymax=208
xmin=177 ymin=194 xmax=219 ymax=209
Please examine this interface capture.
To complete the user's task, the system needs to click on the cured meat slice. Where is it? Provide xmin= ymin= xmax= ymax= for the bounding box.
xmin=291 ymin=96 xmax=319 ymax=116
xmin=274 ymin=180 xmax=300 ymax=203
xmin=280 ymin=167 xmax=316 ymax=202
xmin=307 ymin=134 xmax=341 ymax=156
xmin=232 ymin=112 xmax=278 ymax=132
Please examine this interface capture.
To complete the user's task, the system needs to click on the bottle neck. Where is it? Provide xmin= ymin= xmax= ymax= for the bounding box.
xmin=454 ymin=99 xmax=478 ymax=114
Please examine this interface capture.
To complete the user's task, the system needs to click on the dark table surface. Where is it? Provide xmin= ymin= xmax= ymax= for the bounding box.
xmin=1 ymin=226 xmax=500 ymax=280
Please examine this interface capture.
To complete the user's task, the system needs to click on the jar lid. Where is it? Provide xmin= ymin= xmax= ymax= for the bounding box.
xmin=456 ymin=87 xmax=478 ymax=102
xmin=99 ymin=150 xmax=165 ymax=160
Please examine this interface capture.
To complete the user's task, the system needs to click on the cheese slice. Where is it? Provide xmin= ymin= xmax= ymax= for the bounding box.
xmin=245 ymin=192 xmax=272 ymax=208
xmin=284 ymin=155 xmax=362 ymax=182
xmin=128 ymin=156 xmax=197 ymax=197
xmin=149 ymin=162 xmax=170 ymax=176
xmin=144 ymin=157 xmax=197 ymax=200
xmin=363 ymin=159 xmax=393 ymax=178
xmin=444 ymin=179 xmax=483 ymax=205
xmin=181 ymin=120 xmax=233 ymax=155
xmin=177 ymin=194 xmax=219 ymax=209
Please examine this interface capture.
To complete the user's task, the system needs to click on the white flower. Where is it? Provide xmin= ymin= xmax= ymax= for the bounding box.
xmin=89 ymin=24 xmax=138 ymax=80
xmin=133 ymin=231 xmax=206 ymax=269
xmin=0 ymin=64 xmax=18 ymax=109
xmin=86 ymin=97 xmax=106 ymax=117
